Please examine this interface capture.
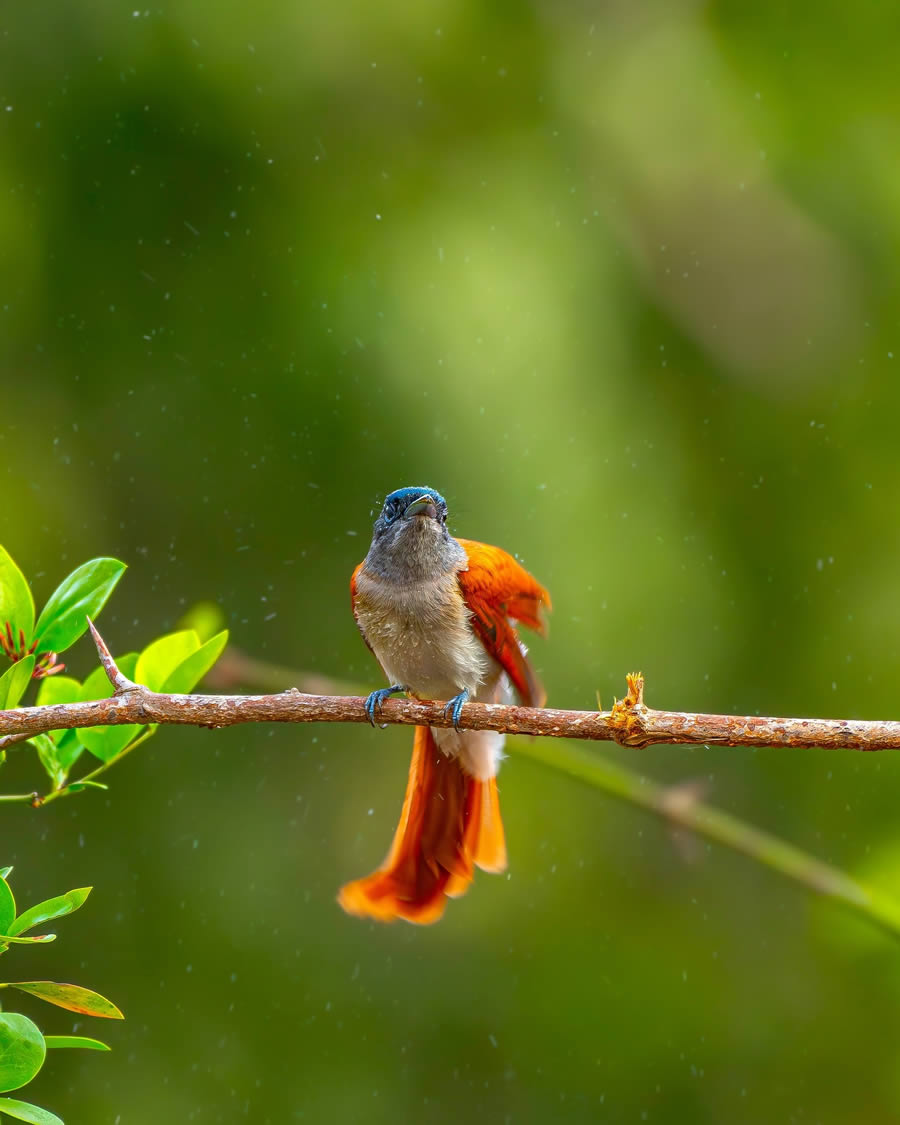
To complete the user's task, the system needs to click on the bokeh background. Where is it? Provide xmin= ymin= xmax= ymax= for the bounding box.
xmin=2 ymin=0 xmax=900 ymax=1121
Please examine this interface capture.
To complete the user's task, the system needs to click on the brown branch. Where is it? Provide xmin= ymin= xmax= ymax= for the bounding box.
xmin=0 ymin=631 xmax=899 ymax=750
xmin=0 ymin=732 xmax=33 ymax=751
xmin=4 ymin=629 xmax=900 ymax=935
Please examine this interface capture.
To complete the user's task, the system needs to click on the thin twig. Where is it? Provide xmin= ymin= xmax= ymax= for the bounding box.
xmin=510 ymin=737 xmax=900 ymax=939
xmin=0 ymin=732 xmax=33 ymax=751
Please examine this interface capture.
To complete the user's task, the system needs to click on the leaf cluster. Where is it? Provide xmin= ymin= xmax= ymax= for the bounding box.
xmin=0 ymin=869 xmax=122 ymax=1124
xmin=0 ymin=546 xmax=227 ymax=802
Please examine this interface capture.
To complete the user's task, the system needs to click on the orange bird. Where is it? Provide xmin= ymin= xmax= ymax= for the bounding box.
xmin=339 ymin=486 xmax=550 ymax=924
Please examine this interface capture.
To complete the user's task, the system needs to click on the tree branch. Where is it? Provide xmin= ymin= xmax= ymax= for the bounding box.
xmin=1 ymin=660 xmax=899 ymax=751
xmin=1 ymin=627 xmax=899 ymax=936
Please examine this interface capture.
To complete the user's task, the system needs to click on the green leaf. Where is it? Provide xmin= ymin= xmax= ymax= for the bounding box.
xmin=33 ymin=675 xmax=84 ymax=776
xmin=54 ymin=737 xmax=84 ymax=773
xmin=0 ymin=1014 xmax=45 ymax=1093
xmin=0 ymin=659 xmax=35 ymax=712
xmin=34 ymin=678 xmax=81 ymax=762
xmin=161 ymin=630 xmax=229 ymax=694
xmin=135 ymin=631 xmax=199 ymax=692
xmin=0 ymin=935 xmax=56 ymax=945
xmin=43 ymin=1036 xmax=109 ymax=1051
xmin=5 ymin=983 xmax=123 ymax=1019
xmin=0 ymin=879 xmax=15 ymax=935
xmin=0 ymin=549 xmax=35 ymax=651
xmin=0 ymin=1098 xmax=63 ymax=1125
xmin=78 ymin=655 xmax=140 ymax=763
xmin=0 ymin=870 xmax=11 ymax=881
xmin=178 ymin=601 xmax=226 ymax=643
xmin=32 ymin=558 xmax=126 ymax=655
xmin=29 ymin=736 xmax=64 ymax=791
xmin=8 ymin=888 xmax=90 ymax=938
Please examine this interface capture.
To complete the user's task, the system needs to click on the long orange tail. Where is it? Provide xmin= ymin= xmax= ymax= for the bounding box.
xmin=338 ymin=726 xmax=507 ymax=924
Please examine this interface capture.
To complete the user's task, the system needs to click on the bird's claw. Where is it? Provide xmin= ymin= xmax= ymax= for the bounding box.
xmin=444 ymin=689 xmax=470 ymax=732
xmin=364 ymin=684 xmax=406 ymax=727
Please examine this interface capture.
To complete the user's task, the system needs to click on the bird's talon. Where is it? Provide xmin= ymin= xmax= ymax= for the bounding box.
xmin=364 ymin=684 xmax=406 ymax=727
xmin=443 ymin=689 xmax=470 ymax=732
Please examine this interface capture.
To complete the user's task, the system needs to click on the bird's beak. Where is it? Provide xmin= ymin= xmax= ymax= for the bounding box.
xmin=404 ymin=495 xmax=438 ymax=520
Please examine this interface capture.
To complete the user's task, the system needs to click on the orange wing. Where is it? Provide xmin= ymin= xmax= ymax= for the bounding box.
xmin=349 ymin=560 xmax=375 ymax=657
xmin=456 ymin=538 xmax=551 ymax=708
xmin=350 ymin=561 xmax=363 ymax=612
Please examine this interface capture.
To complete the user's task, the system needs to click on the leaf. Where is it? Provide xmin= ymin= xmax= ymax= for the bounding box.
xmin=161 ymin=630 xmax=229 ymax=694
xmin=0 ymin=935 xmax=56 ymax=946
xmin=5 ymin=983 xmax=123 ymax=1020
xmin=178 ymin=601 xmax=226 ymax=643
xmin=0 ymin=1098 xmax=63 ymax=1125
xmin=78 ymin=655 xmax=140 ymax=763
xmin=29 ymin=736 xmax=64 ymax=791
xmin=0 ymin=659 xmax=35 ymax=712
xmin=43 ymin=1036 xmax=109 ymax=1051
xmin=0 ymin=870 xmax=11 ymax=881
xmin=54 ymin=737 xmax=85 ymax=773
xmin=62 ymin=782 xmax=107 ymax=793
xmin=34 ymin=678 xmax=82 ymax=762
xmin=135 ymin=631 xmax=199 ymax=692
xmin=0 ymin=1014 xmax=45 ymax=1093
xmin=35 ymin=677 xmax=80 ymax=709
xmin=8 ymin=889 xmax=90 ymax=938
xmin=0 ymin=549 xmax=34 ymax=650
xmin=32 ymin=558 xmax=126 ymax=655
xmin=0 ymin=879 xmax=15 ymax=935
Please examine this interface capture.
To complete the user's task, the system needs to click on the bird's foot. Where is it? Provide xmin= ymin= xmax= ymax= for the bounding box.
xmin=443 ymin=689 xmax=470 ymax=732
xmin=364 ymin=684 xmax=406 ymax=727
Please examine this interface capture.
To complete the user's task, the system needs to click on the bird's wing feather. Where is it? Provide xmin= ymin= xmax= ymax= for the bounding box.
xmin=456 ymin=538 xmax=551 ymax=708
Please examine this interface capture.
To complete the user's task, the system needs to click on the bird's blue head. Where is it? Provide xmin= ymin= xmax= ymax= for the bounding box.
xmin=365 ymin=486 xmax=462 ymax=578
xmin=378 ymin=486 xmax=447 ymax=527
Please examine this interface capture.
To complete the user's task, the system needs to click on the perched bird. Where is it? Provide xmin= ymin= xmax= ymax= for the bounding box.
xmin=339 ymin=486 xmax=551 ymax=924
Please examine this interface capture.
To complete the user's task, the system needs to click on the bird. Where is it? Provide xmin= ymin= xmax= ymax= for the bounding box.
xmin=338 ymin=486 xmax=551 ymax=924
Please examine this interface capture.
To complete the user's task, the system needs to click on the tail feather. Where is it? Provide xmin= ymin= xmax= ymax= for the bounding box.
xmin=338 ymin=727 xmax=506 ymax=924
xmin=444 ymin=775 xmax=506 ymax=898
xmin=474 ymin=775 xmax=507 ymax=872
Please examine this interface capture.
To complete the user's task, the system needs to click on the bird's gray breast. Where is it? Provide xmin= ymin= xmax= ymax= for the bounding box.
xmin=354 ymin=569 xmax=489 ymax=699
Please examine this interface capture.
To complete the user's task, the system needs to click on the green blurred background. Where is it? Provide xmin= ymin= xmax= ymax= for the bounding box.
xmin=2 ymin=0 xmax=900 ymax=1120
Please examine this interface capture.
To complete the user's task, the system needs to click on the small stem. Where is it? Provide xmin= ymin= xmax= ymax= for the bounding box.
xmin=42 ymin=728 xmax=156 ymax=806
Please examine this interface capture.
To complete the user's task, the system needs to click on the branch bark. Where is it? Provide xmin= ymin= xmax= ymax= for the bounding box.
xmin=1 ymin=665 xmax=899 ymax=752
xmin=2 ymin=628 xmax=900 ymax=938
